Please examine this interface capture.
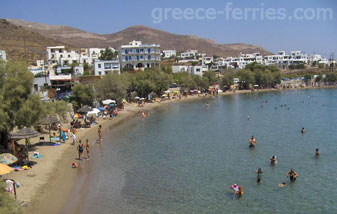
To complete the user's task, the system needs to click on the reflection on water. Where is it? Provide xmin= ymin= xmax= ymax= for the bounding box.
xmin=73 ymin=89 xmax=337 ymax=214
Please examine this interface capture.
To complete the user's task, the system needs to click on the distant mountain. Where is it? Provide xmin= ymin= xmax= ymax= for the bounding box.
xmin=4 ymin=19 xmax=272 ymax=62
xmin=0 ymin=19 xmax=68 ymax=63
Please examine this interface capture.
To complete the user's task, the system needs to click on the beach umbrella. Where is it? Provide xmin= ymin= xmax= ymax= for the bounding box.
xmin=77 ymin=105 xmax=91 ymax=114
xmin=0 ymin=153 xmax=18 ymax=165
xmin=73 ymin=113 xmax=82 ymax=119
xmin=102 ymin=99 xmax=116 ymax=105
xmin=0 ymin=163 xmax=14 ymax=175
xmin=135 ymin=96 xmax=140 ymax=99
xmin=39 ymin=116 xmax=60 ymax=143
xmin=98 ymin=107 xmax=106 ymax=111
xmin=11 ymin=127 xmax=40 ymax=162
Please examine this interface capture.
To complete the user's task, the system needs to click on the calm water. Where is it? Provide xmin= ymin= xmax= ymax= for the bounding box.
xmin=73 ymin=89 xmax=337 ymax=214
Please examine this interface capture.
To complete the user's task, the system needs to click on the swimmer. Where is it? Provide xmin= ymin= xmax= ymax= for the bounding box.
xmin=235 ymin=186 xmax=244 ymax=196
xmin=249 ymin=136 xmax=257 ymax=148
xmin=261 ymin=105 xmax=264 ymax=109
xmin=256 ymin=168 xmax=263 ymax=184
xmin=206 ymin=103 xmax=209 ymax=108
xmin=270 ymin=156 xmax=277 ymax=165
xmin=286 ymin=169 xmax=299 ymax=182
xmin=301 ymin=127 xmax=306 ymax=134
xmin=279 ymin=182 xmax=286 ymax=187
xmin=230 ymin=184 xmax=239 ymax=192
xmin=315 ymin=148 xmax=320 ymax=157
xmin=248 ymin=116 xmax=250 ymax=120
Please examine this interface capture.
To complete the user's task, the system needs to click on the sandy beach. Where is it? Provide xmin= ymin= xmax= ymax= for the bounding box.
xmin=3 ymin=86 xmax=334 ymax=213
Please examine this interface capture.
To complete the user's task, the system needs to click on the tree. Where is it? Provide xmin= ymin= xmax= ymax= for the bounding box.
xmin=324 ymin=73 xmax=337 ymax=82
xmin=173 ymin=72 xmax=197 ymax=91
xmin=71 ymin=83 xmax=95 ymax=110
xmin=193 ymin=75 xmax=209 ymax=90
xmin=237 ymin=69 xmax=255 ymax=89
xmin=99 ymin=48 xmax=118 ymax=60
xmin=95 ymin=73 xmax=129 ymax=103
xmin=0 ymin=61 xmax=46 ymax=149
xmin=315 ymin=75 xmax=323 ymax=82
xmin=203 ymin=71 xmax=217 ymax=85
xmin=221 ymin=71 xmax=235 ymax=88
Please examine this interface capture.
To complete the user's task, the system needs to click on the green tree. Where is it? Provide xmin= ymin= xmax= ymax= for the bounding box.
xmin=173 ymin=72 xmax=197 ymax=91
xmin=99 ymin=48 xmax=118 ymax=60
xmin=95 ymin=73 xmax=129 ymax=103
xmin=315 ymin=75 xmax=323 ymax=82
xmin=221 ymin=71 xmax=235 ymax=88
xmin=324 ymin=73 xmax=337 ymax=82
xmin=237 ymin=69 xmax=255 ymax=89
xmin=71 ymin=83 xmax=95 ymax=110
xmin=203 ymin=71 xmax=217 ymax=85
xmin=193 ymin=75 xmax=209 ymax=90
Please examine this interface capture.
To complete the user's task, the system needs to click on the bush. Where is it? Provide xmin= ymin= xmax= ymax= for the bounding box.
xmin=0 ymin=182 xmax=23 ymax=214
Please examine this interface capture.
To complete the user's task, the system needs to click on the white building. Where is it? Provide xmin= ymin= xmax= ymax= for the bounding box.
xmin=172 ymin=65 xmax=207 ymax=76
xmin=47 ymin=46 xmax=79 ymax=66
xmin=74 ymin=66 xmax=84 ymax=76
xmin=162 ymin=50 xmax=176 ymax=58
xmin=46 ymin=46 xmax=114 ymax=66
xmin=119 ymin=40 xmax=160 ymax=70
xmin=0 ymin=50 xmax=7 ymax=61
xmin=202 ymin=56 xmax=214 ymax=65
xmin=94 ymin=60 xmax=120 ymax=75
xmin=264 ymin=51 xmax=308 ymax=68
xmin=180 ymin=50 xmax=198 ymax=59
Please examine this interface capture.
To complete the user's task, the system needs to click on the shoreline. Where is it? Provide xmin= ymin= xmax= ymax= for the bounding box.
xmin=6 ymin=86 xmax=334 ymax=213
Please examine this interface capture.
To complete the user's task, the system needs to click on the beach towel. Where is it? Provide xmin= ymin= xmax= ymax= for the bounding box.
xmin=51 ymin=137 xmax=60 ymax=141
xmin=32 ymin=154 xmax=44 ymax=159
xmin=13 ymin=166 xmax=24 ymax=171
xmin=52 ymin=143 xmax=61 ymax=146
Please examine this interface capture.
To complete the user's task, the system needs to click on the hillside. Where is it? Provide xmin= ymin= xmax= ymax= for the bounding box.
xmin=6 ymin=19 xmax=272 ymax=59
xmin=0 ymin=19 xmax=67 ymax=63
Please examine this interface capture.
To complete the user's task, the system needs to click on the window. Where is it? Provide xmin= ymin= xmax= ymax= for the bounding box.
xmin=148 ymin=55 xmax=151 ymax=60
xmin=136 ymin=49 xmax=139 ymax=53
xmin=104 ymin=63 xmax=112 ymax=69
xmin=98 ymin=64 xmax=101 ymax=68
xmin=136 ymin=56 xmax=139 ymax=61
xmin=125 ymin=56 xmax=128 ymax=61
xmin=129 ymin=56 xmax=132 ymax=60
xmin=99 ymin=71 xmax=102 ymax=75
xmin=148 ymin=48 xmax=151 ymax=53
xmin=140 ymin=55 xmax=144 ymax=59
xmin=125 ymin=49 xmax=128 ymax=54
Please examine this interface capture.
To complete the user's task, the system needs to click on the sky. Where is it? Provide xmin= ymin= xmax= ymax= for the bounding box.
xmin=1 ymin=0 xmax=336 ymax=57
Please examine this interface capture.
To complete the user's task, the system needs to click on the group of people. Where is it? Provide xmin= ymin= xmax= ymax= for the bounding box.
xmin=236 ymin=127 xmax=320 ymax=196
xmin=76 ymin=125 xmax=102 ymax=161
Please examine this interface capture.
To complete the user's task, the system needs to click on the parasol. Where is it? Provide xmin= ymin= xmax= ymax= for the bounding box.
xmin=0 ymin=153 xmax=18 ymax=165
xmin=0 ymin=163 xmax=14 ymax=175
xmin=11 ymin=127 xmax=40 ymax=162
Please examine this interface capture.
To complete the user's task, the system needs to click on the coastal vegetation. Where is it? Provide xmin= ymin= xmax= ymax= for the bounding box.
xmin=0 ymin=182 xmax=23 ymax=214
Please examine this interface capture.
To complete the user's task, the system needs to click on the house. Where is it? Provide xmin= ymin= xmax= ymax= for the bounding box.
xmin=33 ymin=76 xmax=50 ymax=94
xmin=94 ymin=60 xmax=120 ymax=75
xmin=119 ymin=40 xmax=161 ymax=70
xmin=163 ymin=50 xmax=176 ymax=58
xmin=47 ymin=46 xmax=113 ymax=66
xmin=172 ymin=65 xmax=207 ymax=76
xmin=0 ymin=50 xmax=6 ymax=61
xmin=180 ymin=50 xmax=198 ymax=59
xmin=73 ymin=66 xmax=84 ymax=76
xmin=264 ymin=51 xmax=308 ymax=69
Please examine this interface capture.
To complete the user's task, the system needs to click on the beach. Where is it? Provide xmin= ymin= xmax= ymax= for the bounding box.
xmin=4 ymin=86 xmax=334 ymax=213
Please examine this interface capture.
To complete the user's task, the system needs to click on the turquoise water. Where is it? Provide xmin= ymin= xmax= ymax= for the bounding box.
xmin=75 ymin=89 xmax=337 ymax=214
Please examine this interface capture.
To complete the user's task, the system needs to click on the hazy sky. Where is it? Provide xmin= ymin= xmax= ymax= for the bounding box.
xmin=1 ymin=0 xmax=336 ymax=57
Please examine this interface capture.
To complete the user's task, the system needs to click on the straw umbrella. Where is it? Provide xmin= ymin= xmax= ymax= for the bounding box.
xmin=77 ymin=105 xmax=91 ymax=114
xmin=11 ymin=128 xmax=40 ymax=162
xmin=39 ymin=116 xmax=60 ymax=143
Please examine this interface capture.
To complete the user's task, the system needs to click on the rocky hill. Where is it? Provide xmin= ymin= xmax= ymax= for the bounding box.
xmin=0 ymin=19 xmax=67 ymax=63
xmin=3 ymin=19 xmax=272 ymax=63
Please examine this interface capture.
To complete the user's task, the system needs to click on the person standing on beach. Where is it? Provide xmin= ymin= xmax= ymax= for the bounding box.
xmin=98 ymin=125 xmax=102 ymax=143
xmin=71 ymin=132 xmax=76 ymax=145
xmin=86 ymin=139 xmax=90 ymax=160
xmin=78 ymin=140 xmax=84 ymax=160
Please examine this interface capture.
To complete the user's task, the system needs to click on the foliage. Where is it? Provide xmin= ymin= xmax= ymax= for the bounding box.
xmin=0 ymin=182 xmax=23 ymax=214
xmin=95 ymin=73 xmax=130 ymax=103
xmin=221 ymin=70 xmax=235 ymax=87
xmin=315 ymin=75 xmax=323 ymax=82
xmin=203 ymin=71 xmax=217 ymax=85
xmin=0 ymin=61 xmax=35 ymax=131
xmin=71 ymin=83 xmax=95 ymax=111
xmin=173 ymin=72 xmax=197 ymax=91
xmin=324 ymin=72 xmax=337 ymax=82
xmin=16 ymin=95 xmax=46 ymax=128
xmin=45 ymin=101 xmax=71 ymax=121
xmin=193 ymin=75 xmax=209 ymax=90
xmin=289 ymin=64 xmax=305 ymax=70
xmin=99 ymin=48 xmax=118 ymax=60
